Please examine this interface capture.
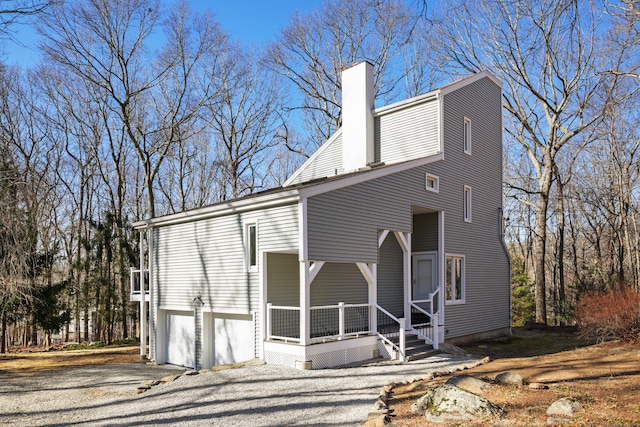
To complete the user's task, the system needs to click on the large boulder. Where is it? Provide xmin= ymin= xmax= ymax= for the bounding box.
xmin=411 ymin=384 xmax=503 ymax=423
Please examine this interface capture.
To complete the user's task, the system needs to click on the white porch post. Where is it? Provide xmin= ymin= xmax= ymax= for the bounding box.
xmin=394 ymin=231 xmax=412 ymax=326
xmin=357 ymin=262 xmax=377 ymax=333
xmin=299 ymin=261 xmax=311 ymax=346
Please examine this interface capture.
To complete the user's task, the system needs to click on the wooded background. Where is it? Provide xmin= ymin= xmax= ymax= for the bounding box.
xmin=1 ymin=0 xmax=639 ymax=350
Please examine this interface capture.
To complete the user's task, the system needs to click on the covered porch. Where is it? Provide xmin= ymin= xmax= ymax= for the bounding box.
xmin=261 ymin=211 xmax=444 ymax=369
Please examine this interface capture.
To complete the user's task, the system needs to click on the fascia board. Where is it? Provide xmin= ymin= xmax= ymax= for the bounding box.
xmin=440 ymin=70 xmax=502 ymax=96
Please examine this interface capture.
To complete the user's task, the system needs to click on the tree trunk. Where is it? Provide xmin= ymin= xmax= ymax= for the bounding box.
xmin=534 ymin=191 xmax=549 ymax=325
xmin=1 ymin=309 xmax=6 ymax=354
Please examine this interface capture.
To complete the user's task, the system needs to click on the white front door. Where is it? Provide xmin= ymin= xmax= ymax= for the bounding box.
xmin=412 ymin=253 xmax=437 ymax=301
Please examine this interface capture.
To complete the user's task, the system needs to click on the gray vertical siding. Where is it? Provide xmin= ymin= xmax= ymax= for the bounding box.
xmin=286 ymin=132 xmax=343 ymax=185
xmin=153 ymin=203 xmax=298 ymax=313
xmin=377 ymin=234 xmax=404 ymax=317
xmin=375 ymin=99 xmax=440 ymax=164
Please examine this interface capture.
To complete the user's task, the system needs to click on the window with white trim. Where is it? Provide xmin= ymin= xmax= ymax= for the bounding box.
xmin=464 ymin=117 xmax=472 ymax=155
xmin=464 ymin=185 xmax=472 ymax=222
xmin=246 ymin=223 xmax=257 ymax=271
xmin=445 ymin=254 xmax=465 ymax=304
xmin=425 ymin=173 xmax=439 ymax=193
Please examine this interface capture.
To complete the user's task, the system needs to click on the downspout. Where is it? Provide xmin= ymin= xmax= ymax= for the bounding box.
xmin=499 ymin=207 xmax=512 ymax=335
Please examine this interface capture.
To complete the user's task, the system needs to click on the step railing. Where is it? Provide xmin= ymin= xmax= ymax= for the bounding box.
xmin=375 ymin=305 xmax=406 ymax=362
xmin=410 ymin=288 xmax=440 ymax=349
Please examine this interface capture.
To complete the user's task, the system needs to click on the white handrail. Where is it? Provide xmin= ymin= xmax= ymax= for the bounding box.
xmin=375 ymin=305 xmax=406 ymax=361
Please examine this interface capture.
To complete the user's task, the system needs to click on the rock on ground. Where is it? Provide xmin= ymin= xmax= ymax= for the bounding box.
xmin=411 ymin=384 xmax=503 ymax=422
xmin=445 ymin=374 xmax=491 ymax=395
xmin=546 ymin=397 xmax=582 ymax=417
xmin=495 ymin=371 xmax=524 ymax=386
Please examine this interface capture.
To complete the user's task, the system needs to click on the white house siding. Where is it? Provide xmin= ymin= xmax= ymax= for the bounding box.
xmin=286 ymin=132 xmax=343 ymax=185
xmin=152 ymin=202 xmax=298 ymax=313
xmin=375 ymin=99 xmax=440 ymax=164
xmin=304 ymin=76 xmax=509 ymax=341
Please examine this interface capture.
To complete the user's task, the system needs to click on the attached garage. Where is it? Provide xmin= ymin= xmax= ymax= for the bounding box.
xmin=212 ymin=313 xmax=255 ymax=365
xmin=165 ymin=311 xmax=196 ymax=368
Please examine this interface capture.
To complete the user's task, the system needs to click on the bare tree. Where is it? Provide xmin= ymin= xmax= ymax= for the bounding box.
xmin=265 ymin=0 xmax=429 ymax=150
xmin=430 ymin=0 xmax=623 ymax=324
xmin=208 ymin=44 xmax=284 ymax=200
xmin=38 ymin=0 xmax=225 ymax=218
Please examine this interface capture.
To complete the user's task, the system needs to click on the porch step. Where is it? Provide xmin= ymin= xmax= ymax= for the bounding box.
xmin=391 ymin=333 xmax=440 ymax=361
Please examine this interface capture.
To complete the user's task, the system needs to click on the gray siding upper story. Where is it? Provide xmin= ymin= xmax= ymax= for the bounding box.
xmin=303 ymin=75 xmax=509 ymax=340
xmin=153 ymin=203 xmax=298 ymax=313
xmin=375 ymin=97 xmax=440 ymax=164
xmin=285 ymin=132 xmax=343 ymax=186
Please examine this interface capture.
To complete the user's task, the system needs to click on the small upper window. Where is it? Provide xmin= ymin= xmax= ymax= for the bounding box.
xmin=464 ymin=186 xmax=472 ymax=222
xmin=445 ymin=254 xmax=465 ymax=304
xmin=425 ymin=173 xmax=439 ymax=193
xmin=464 ymin=117 xmax=472 ymax=155
xmin=246 ymin=223 xmax=257 ymax=271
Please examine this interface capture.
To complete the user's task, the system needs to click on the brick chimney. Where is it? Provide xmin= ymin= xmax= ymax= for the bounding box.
xmin=341 ymin=61 xmax=374 ymax=172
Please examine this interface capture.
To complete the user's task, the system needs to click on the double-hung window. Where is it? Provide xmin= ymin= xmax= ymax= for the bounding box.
xmin=445 ymin=254 xmax=465 ymax=304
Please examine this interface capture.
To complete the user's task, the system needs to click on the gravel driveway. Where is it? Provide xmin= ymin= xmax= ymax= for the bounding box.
xmin=1 ymin=354 xmax=481 ymax=426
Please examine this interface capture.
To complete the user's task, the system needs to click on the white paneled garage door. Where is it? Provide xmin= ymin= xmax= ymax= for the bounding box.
xmin=166 ymin=311 xmax=195 ymax=368
xmin=214 ymin=314 xmax=255 ymax=366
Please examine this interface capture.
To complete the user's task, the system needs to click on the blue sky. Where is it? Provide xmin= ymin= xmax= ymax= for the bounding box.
xmin=1 ymin=0 xmax=325 ymax=67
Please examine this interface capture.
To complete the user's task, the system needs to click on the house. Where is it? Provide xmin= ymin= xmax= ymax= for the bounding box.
xmin=131 ymin=62 xmax=511 ymax=370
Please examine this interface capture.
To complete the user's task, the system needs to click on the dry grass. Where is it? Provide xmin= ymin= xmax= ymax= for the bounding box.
xmin=390 ymin=328 xmax=640 ymax=426
xmin=0 ymin=345 xmax=143 ymax=375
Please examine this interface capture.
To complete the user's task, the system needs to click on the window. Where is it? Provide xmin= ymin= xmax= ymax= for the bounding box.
xmin=445 ymin=255 xmax=465 ymax=304
xmin=464 ymin=186 xmax=472 ymax=222
xmin=425 ymin=173 xmax=439 ymax=193
xmin=464 ymin=117 xmax=472 ymax=155
xmin=246 ymin=223 xmax=257 ymax=271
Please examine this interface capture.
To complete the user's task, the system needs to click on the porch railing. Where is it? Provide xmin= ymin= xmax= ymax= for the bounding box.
xmin=266 ymin=303 xmax=370 ymax=343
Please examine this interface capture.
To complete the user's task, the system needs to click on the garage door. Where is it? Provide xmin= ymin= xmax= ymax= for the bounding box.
xmin=214 ymin=315 xmax=255 ymax=365
xmin=166 ymin=312 xmax=195 ymax=368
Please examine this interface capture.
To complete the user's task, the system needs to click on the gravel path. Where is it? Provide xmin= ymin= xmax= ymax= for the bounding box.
xmin=1 ymin=354 xmax=481 ymax=426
